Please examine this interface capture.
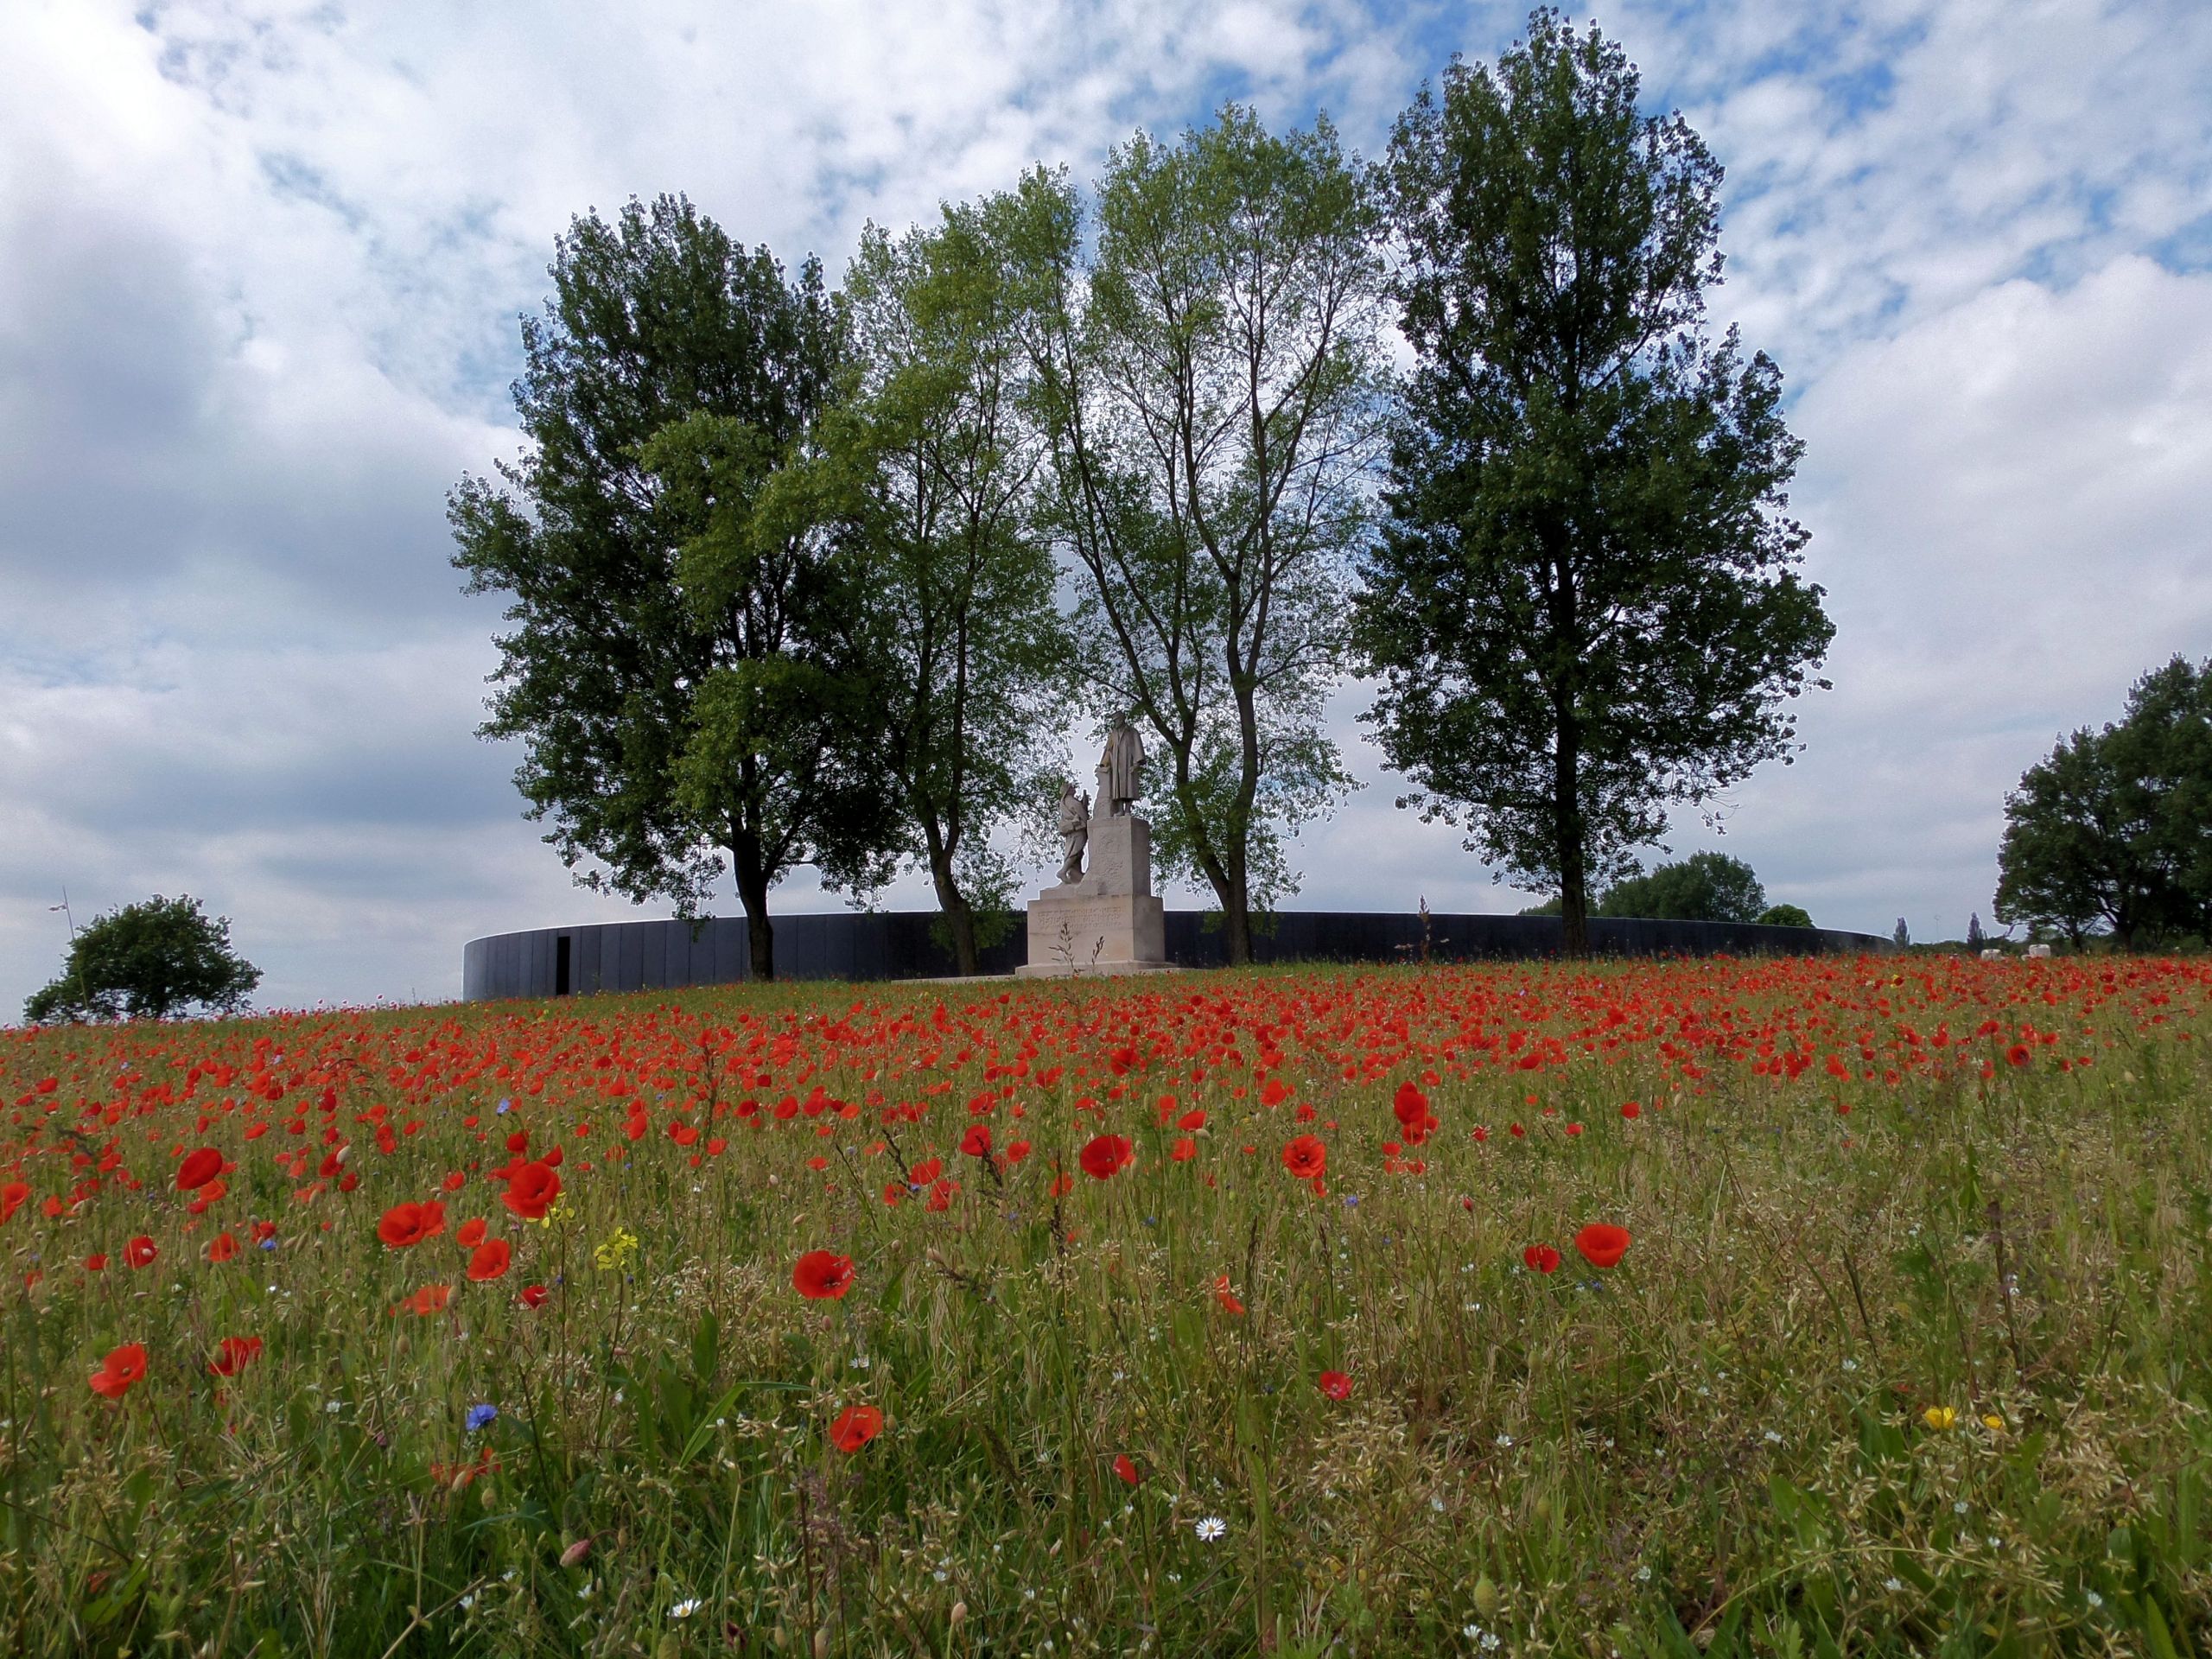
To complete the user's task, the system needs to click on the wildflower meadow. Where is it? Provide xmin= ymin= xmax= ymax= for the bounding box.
xmin=3 ymin=956 xmax=2209 ymax=1656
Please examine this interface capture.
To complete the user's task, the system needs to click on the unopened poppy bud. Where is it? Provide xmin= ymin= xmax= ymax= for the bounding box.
xmin=559 ymin=1536 xmax=592 ymax=1567
xmin=949 ymin=1602 xmax=967 ymax=1627
xmin=1472 ymin=1574 xmax=1498 ymax=1618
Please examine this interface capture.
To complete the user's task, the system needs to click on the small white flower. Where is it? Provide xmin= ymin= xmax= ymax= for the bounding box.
xmin=933 ymin=1569 xmax=949 ymax=1583
xmin=1195 ymin=1516 xmax=1227 ymax=1541
xmin=1495 ymin=1433 xmax=1514 ymax=1447
xmin=1483 ymin=1637 xmax=1500 ymax=1653
xmin=1635 ymin=1564 xmax=1652 ymax=1582
xmin=1763 ymin=1429 xmax=1783 ymax=1444
xmin=1841 ymin=1357 xmax=1858 ymax=1372
xmin=1953 ymin=1500 xmax=1968 ymax=1515
xmin=1986 ymin=1535 xmax=2001 ymax=1549
xmin=325 ymin=1399 xmax=342 ymax=1414
xmin=671 ymin=1598 xmax=700 ymax=1619
xmin=1884 ymin=1577 xmax=1903 ymax=1592
xmin=1431 ymin=1497 xmax=1446 ymax=1512
xmin=1464 ymin=1626 xmax=1483 ymax=1642
xmin=2086 ymin=1589 xmax=2104 ymax=1608
xmin=460 ymin=1594 xmax=475 ymax=1610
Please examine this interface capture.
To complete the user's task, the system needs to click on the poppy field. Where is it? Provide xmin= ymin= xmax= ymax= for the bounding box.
xmin=3 ymin=956 xmax=2210 ymax=1656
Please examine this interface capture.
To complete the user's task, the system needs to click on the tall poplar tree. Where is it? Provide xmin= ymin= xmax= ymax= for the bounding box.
xmin=450 ymin=195 xmax=893 ymax=981
xmin=1001 ymin=109 xmax=1389 ymax=963
xmin=1357 ymin=12 xmax=1833 ymax=954
xmin=834 ymin=208 xmax=1071 ymax=974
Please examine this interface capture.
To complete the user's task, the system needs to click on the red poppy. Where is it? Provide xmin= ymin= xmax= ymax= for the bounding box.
xmin=1393 ymin=1080 xmax=1436 ymax=1145
xmin=84 ymin=1252 xmax=108 ymax=1272
xmin=501 ymin=1160 xmax=561 ymax=1220
xmin=959 ymin=1124 xmax=994 ymax=1158
xmin=1574 ymin=1224 xmax=1631 ymax=1270
xmin=1079 ymin=1135 xmax=1134 ymax=1180
xmin=1620 ymin=1101 xmax=1641 ymax=1120
xmin=176 ymin=1147 xmax=224 ymax=1191
xmin=207 ymin=1230 xmax=238 ymax=1263
xmin=1213 ymin=1274 xmax=1246 ymax=1316
xmin=0 ymin=1181 xmax=27 ymax=1224
xmin=1318 ymin=1370 xmax=1352 ymax=1400
xmin=396 ymin=1283 xmax=452 ymax=1317
xmin=830 ymin=1403 xmax=883 ymax=1452
xmin=456 ymin=1217 xmax=487 ymax=1249
xmin=1522 ymin=1243 xmax=1560 ymax=1274
xmin=1170 ymin=1136 xmax=1198 ymax=1161
xmin=90 ymin=1342 xmax=147 ymax=1400
xmin=792 ymin=1249 xmax=855 ymax=1300
xmin=1281 ymin=1135 xmax=1327 ymax=1180
xmin=519 ymin=1284 xmax=550 ymax=1308
xmin=377 ymin=1201 xmax=446 ymax=1249
xmin=1114 ymin=1452 xmax=1141 ymax=1485
xmin=124 ymin=1235 xmax=158 ymax=1268
xmin=467 ymin=1239 xmax=512 ymax=1281
xmin=208 ymin=1335 xmax=264 ymax=1377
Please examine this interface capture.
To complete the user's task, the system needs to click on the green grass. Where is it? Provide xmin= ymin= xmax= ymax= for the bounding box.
xmin=2 ymin=957 xmax=2209 ymax=1656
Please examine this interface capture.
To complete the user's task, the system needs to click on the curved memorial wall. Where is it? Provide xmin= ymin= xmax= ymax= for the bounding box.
xmin=461 ymin=911 xmax=1893 ymax=1002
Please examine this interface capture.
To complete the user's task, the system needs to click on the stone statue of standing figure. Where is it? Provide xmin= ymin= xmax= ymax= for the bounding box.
xmin=1055 ymin=783 xmax=1090 ymax=886
xmin=1095 ymin=713 xmax=1144 ymax=818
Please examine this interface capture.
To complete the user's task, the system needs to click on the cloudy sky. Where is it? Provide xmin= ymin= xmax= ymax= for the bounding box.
xmin=3 ymin=0 xmax=2209 ymax=1014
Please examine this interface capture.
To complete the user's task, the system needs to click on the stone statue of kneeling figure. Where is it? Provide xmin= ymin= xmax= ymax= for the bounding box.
xmin=1056 ymin=784 xmax=1090 ymax=886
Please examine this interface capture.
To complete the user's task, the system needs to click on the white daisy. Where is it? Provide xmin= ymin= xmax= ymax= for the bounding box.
xmin=1194 ymin=1516 xmax=1227 ymax=1541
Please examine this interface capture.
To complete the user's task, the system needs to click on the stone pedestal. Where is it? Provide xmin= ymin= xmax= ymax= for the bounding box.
xmin=1016 ymin=814 xmax=1174 ymax=978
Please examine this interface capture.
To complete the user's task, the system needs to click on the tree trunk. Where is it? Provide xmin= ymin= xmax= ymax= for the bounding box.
xmin=1220 ymin=880 xmax=1253 ymax=968
xmin=730 ymin=836 xmax=776 ymax=983
xmin=924 ymin=828 xmax=981 ymax=976
xmin=1554 ymin=724 xmax=1590 ymax=957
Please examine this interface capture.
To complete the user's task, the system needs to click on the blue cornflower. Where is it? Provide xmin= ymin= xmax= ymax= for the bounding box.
xmin=258 ymin=1236 xmax=278 ymax=1250
xmin=496 ymin=1099 xmax=512 ymax=1115
xmin=465 ymin=1403 xmax=498 ymax=1433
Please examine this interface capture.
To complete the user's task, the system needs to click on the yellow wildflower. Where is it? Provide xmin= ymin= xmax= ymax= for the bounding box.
xmin=1923 ymin=1405 xmax=1958 ymax=1431
xmin=1981 ymin=1414 xmax=2005 ymax=1433
xmin=594 ymin=1227 xmax=640 ymax=1272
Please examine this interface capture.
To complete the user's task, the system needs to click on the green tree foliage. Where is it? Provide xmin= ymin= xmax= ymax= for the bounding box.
xmin=1996 ymin=657 xmax=2212 ymax=948
xmin=1357 ymin=11 xmax=1834 ymax=956
xmin=450 ymin=196 xmax=896 ymax=981
xmin=1000 ymin=106 xmax=1389 ymax=964
xmin=1524 ymin=855 xmax=1789 ymax=923
xmin=834 ymin=209 xmax=1072 ymax=973
xmin=1594 ymin=852 xmax=1766 ymax=921
xmin=23 ymin=895 xmax=259 ymax=1023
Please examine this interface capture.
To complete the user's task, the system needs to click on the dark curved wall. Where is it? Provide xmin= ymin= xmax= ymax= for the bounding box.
xmin=461 ymin=911 xmax=1893 ymax=1001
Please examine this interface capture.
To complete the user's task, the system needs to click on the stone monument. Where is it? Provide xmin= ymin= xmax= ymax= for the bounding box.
xmin=1017 ymin=716 xmax=1173 ymax=978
